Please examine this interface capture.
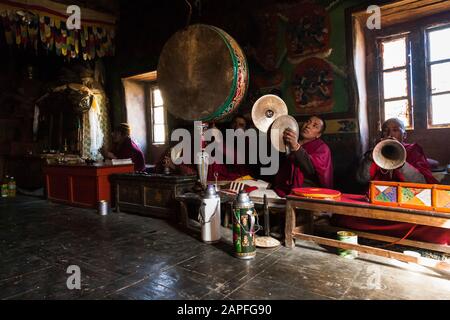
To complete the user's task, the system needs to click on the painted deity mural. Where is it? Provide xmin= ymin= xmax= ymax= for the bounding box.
xmin=241 ymin=0 xmax=351 ymax=119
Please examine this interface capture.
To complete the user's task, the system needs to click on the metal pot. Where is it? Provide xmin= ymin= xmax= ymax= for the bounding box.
xmin=98 ymin=200 xmax=110 ymax=216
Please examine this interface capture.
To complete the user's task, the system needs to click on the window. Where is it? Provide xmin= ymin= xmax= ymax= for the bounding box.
xmin=379 ymin=35 xmax=412 ymax=128
xmin=351 ymin=2 xmax=450 ymax=165
xmin=150 ymin=87 xmax=167 ymax=144
xmin=374 ymin=22 xmax=450 ymax=130
xmin=122 ymin=71 xmax=167 ymax=164
xmin=427 ymin=26 xmax=450 ymax=127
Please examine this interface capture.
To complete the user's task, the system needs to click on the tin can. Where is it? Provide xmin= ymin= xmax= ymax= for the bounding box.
xmin=98 ymin=200 xmax=110 ymax=216
xmin=233 ymin=191 xmax=256 ymax=260
xmin=337 ymin=231 xmax=358 ymax=259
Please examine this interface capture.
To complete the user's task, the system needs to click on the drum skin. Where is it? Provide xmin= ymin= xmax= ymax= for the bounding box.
xmin=157 ymin=24 xmax=249 ymax=122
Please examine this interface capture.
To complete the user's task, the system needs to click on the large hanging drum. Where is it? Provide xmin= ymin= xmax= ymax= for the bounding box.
xmin=157 ymin=24 xmax=249 ymax=122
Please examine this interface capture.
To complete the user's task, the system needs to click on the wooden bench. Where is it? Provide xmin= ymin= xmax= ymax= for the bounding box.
xmin=285 ymin=194 xmax=450 ymax=271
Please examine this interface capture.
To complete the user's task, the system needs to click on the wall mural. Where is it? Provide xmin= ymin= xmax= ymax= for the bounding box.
xmin=284 ymin=4 xmax=330 ymax=59
xmin=241 ymin=0 xmax=351 ymax=118
xmin=324 ymin=118 xmax=358 ymax=134
xmin=253 ymin=12 xmax=284 ymax=72
xmin=291 ymin=57 xmax=333 ymax=114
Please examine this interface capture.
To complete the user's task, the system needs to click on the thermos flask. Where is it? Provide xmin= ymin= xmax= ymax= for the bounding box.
xmin=232 ymin=190 xmax=256 ymax=259
xmin=198 ymin=184 xmax=221 ymax=243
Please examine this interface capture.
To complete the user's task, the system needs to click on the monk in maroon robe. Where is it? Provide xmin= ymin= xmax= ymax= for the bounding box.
xmin=274 ymin=115 xmax=333 ymax=197
xmin=207 ymin=114 xmax=253 ymax=181
xmin=155 ymin=145 xmax=196 ymax=175
xmin=100 ymin=123 xmax=146 ymax=172
xmin=332 ymin=118 xmax=450 ymax=245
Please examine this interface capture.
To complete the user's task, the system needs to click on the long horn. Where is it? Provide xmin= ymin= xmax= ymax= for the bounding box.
xmin=372 ymin=139 xmax=407 ymax=170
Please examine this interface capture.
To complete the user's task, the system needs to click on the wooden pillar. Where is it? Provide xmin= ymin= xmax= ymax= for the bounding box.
xmin=178 ymin=200 xmax=189 ymax=229
xmin=115 ymin=183 xmax=121 ymax=213
xmin=285 ymin=200 xmax=296 ymax=248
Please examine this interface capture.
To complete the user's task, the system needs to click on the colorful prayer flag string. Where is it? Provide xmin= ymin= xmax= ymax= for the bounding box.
xmin=0 ymin=9 xmax=115 ymax=60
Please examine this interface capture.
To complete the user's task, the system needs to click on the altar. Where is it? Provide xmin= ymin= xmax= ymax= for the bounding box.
xmin=44 ymin=163 xmax=134 ymax=209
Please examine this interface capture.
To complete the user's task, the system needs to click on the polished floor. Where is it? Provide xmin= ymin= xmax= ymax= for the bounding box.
xmin=1 ymin=196 xmax=450 ymax=300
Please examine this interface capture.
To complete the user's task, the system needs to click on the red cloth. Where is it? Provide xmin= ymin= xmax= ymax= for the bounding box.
xmin=114 ymin=137 xmax=146 ymax=172
xmin=332 ymin=142 xmax=449 ymax=245
xmin=244 ymin=186 xmax=258 ymax=193
xmin=331 ymin=215 xmax=450 ymax=245
xmin=208 ymin=162 xmax=250 ymax=181
xmin=207 ymin=142 xmax=253 ymax=181
xmin=274 ymin=138 xmax=333 ymax=197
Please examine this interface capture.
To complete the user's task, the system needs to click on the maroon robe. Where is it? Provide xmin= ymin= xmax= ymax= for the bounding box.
xmin=154 ymin=148 xmax=196 ymax=175
xmin=274 ymin=138 xmax=333 ymax=197
xmin=369 ymin=143 xmax=438 ymax=184
xmin=114 ymin=137 xmax=146 ymax=172
xmin=332 ymin=142 xmax=450 ymax=245
xmin=207 ymin=143 xmax=253 ymax=181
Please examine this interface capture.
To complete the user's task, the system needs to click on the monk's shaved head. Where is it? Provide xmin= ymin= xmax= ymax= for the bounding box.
xmin=382 ymin=118 xmax=406 ymax=133
xmin=381 ymin=118 xmax=407 ymax=142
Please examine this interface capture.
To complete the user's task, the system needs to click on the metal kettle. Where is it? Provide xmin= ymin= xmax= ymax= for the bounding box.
xmin=198 ymin=184 xmax=221 ymax=243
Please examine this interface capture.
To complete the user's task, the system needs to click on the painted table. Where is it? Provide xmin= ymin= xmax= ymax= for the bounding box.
xmin=111 ymin=173 xmax=197 ymax=220
xmin=44 ymin=163 xmax=134 ymax=209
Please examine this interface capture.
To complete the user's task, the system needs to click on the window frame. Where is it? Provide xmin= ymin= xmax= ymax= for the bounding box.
xmin=148 ymin=84 xmax=168 ymax=145
xmin=365 ymin=11 xmax=450 ymax=144
xmin=425 ymin=22 xmax=450 ymax=129
xmin=377 ymin=32 xmax=414 ymax=129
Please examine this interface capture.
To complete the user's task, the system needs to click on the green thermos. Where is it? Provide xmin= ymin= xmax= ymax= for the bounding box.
xmin=232 ymin=190 xmax=256 ymax=260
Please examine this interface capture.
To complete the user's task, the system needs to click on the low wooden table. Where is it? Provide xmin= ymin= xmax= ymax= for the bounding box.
xmin=111 ymin=173 xmax=197 ymax=219
xmin=176 ymin=191 xmax=236 ymax=231
xmin=176 ymin=190 xmax=286 ymax=231
xmin=285 ymin=194 xmax=450 ymax=271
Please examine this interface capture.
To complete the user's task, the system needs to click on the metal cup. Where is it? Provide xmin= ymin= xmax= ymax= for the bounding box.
xmin=98 ymin=200 xmax=110 ymax=216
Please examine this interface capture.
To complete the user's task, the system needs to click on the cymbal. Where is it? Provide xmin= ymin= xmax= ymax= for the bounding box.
xmin=270 ymin=115 xmax=299 ymax=153
xmin=251 ymin=94 xmax=288 ymax=133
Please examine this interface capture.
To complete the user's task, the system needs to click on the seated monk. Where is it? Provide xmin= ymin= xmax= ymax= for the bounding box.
xmin=274 ymin=115 xmax=333 ymax=197
xmin=207 ymin=114 xmax=254 ymax=181
xmin=356 ymin=118 xmax=437 ymax=185
xmin=100 ymin=123 xmax=146 ymax=172
xmin=332 ymin=118 xmax=450 ymax=245
xmin=154 ymin=144 xmax=196 ymax=175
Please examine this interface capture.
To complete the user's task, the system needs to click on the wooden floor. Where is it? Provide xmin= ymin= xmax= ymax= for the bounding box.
xmin=1 ymin=196 xmax=450 ymax=300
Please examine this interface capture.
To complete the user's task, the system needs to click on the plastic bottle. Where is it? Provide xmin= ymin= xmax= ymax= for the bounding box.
xmin=1 ymin=176 xmax=8 ymax=198
xmin=8 ymin=177 xmax=16 ymax=197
